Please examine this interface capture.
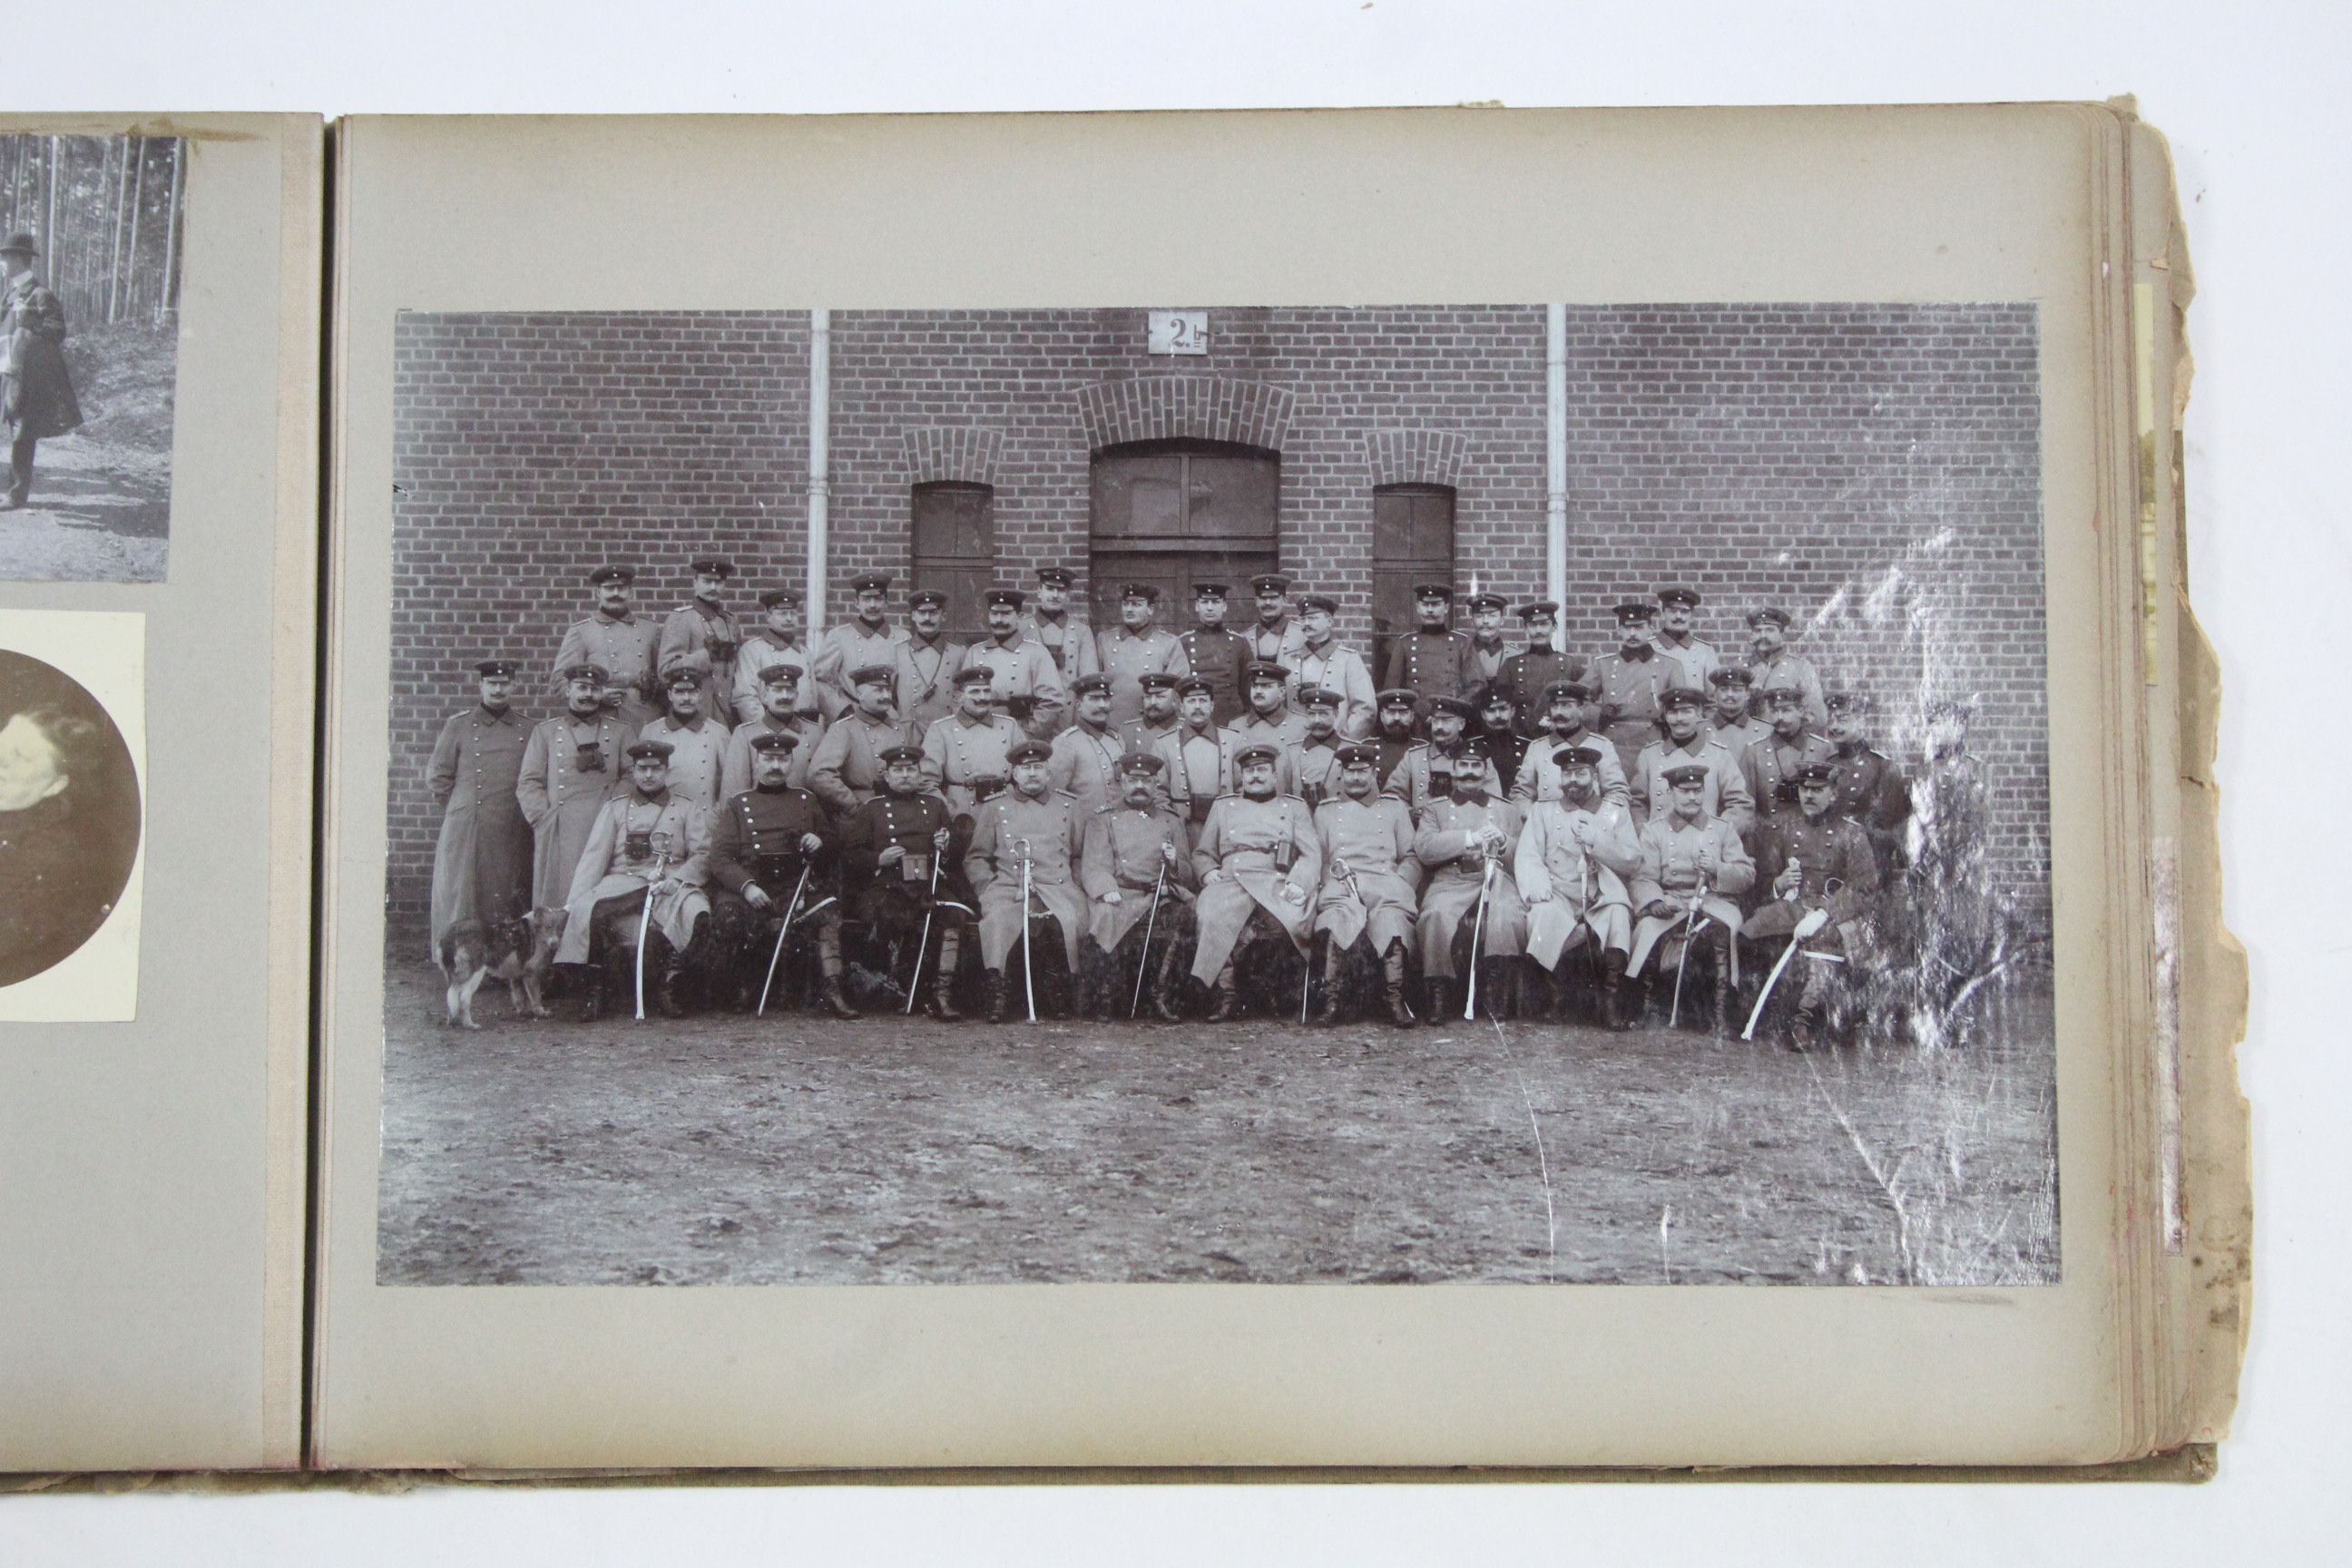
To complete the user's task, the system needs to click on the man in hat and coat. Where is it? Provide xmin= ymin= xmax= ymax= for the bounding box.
xmin=642 ymin=665 xmax=729 ymax=810
xmin=1515 ymin=742 xmax=1642 ymax=1026
xmin=808 ymin=663 xmax=923 ymax=816
xmin=1705 ymin=664 xmax=1771 ymax=758
xmin=1738 ymin=686 xmax=1838 ymax=855
xmin=1048 ymin=672 xmax=1127 ymax=816
xmin=1308 ymin=742 xmax=1421 ymax=1027
xmin=1381 ymin=583 xmax=1471 ymax=711
xmin=1628 ymin=763 xmax=1757 ymax=1033
xmin=1745 ymin=607 xmax=1828 ymax=730
xmin=838 ymin=743 xmax=968 ymax=1020
xmin=962 ymin=586 xmax=1070 ymax=735
xmin=1629 ymin=685 xmax=1755 ymax=832
xmin=1176 ymin=583 xmax=1251 ymax=725
xmin=1189 ymin=741 xmax=1322 ymax=1021
xmin=426 ymin=659 xmax=534 ymax=960
xmin=1243 ymin=572 xmax=1310 ymax=668
xmin=1510 ymin=680 xmax=1629 ymax=807
xmin=720 ymin=660 xmax=825 ymax=800
xmin=921 ymin=665 xmax=1023 ymax=818
xmin=555 ymin=738 xmax=714 ymax=1021
xmin=1741 ymin=760 xmax=1880 ymax=1048
xmin=517 ymin=662 xmax=631 ymax=912
xmin=1391 ymin=694 xmax=1499 ymax=813
xmin=1411 ymin=750 xmax=1529 ymax=1024
xmin=1651 ymin=586 xmax=1719 ymax=691
xmin=732 ymin=587 xmax=828 ymax=722
xmin=1288 ymin=593 xmax=1376 ymax=739
xmin=1095 ymin=582 xmax=1190 ymax=728
xmin=965 ymin=738 xmax=1089 ymax=1022
xmin=706 ymin=730 xmax=858 ymax=1018
xmin=892 ymin=587 xmax=968 ymax=729
xmin=1588 ymin=598 xmax=1678 ymax=779
xmin=0 ymin=233 xmax=81 ymax=511
xmin=1078 ymin=750 xmax=1197 ymax=1022
xmin=552 ymin=567 xmax=662 ymax=730
xmin=1460 ymin=591 xmax=1515 ymax=691
xmin=1016 ymin=566 xmax=1100 ymax=690
xmin=811 ymin=572 xmax=908 ymax=712
xmin=1496 ymin=601 xmax=1581 ymax=738
xmin=657 ymin=556 xmax=744 ymax=720
xmin=1822 ymin=690 xmax=1913 ymax=883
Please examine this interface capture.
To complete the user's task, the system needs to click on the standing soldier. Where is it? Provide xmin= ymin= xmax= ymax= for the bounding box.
xmin=426 ymin=659 xmax=534 ymax=963
xmin=552 ymin=566 xmax=662 ymax=731
xmin=1746 ymin=607 xmax=1828 ymax=729
xmin=1048 ymin=672 xmax=1126 ymax=815
xmin=839 ymin=745 xmax=968 ymax=1020
xmin=1741 ymin=761 xmax=1880 ymax=1049
xmin=1017 ymin=566 xmax=1100 ymax=691
xmin=810 ymin=571 xmax=907 ymax=713
xmin=1738 ymin=686 xmax=1838 ymax=853
xmin=1167 ymin=675 xmax=1235 ymax=830
xmin=1095 ymin=583 xmax=1190 ymax=728
xmin=1629 ymin=686 xmax=1755 ymax=832
xmin=0 ymin=233 xmax=82 ymax=510
xmin=1473 ymin=683 xmax=1530 ymax=798
xmin=965 ymin=739 xmax=1088 ymax=1023
xmin=656 ymin=555 xmax=744 ymax=721
xmin=1188 ymin=742 xmax=1322 ymax=1021
xmin=1393 ymin=695 xmax=1497 ymax=813
xmin=1078 ymin=752 xmax=1197 ymax=1023
xmin=1651 ymin=586 xmax=1719 ymax=691
xmin=1515 ymin=743 xmax=1642 ymax=1026
xmin=517 ymin=662 xmax=631 ymax=915
xmin=731 ymin=587 xmax=828 ymax=722
xmin=1290 ymin=689 xmax=1347 ymax=805
xmin=1627 ymin=764 xmax=1757 ymax=1032
xmin=921 ymin=666 xmax=1022 ymax=818
xmin=1381 ymin=583 xmax=1470 ymax=712
xmin=554 ymin=740 xmax=713 ymax=1022
xmin=1496 ymin=601 xmax=1579 ymax=738
xmin=720 ymin=662 xmax=825 ymax=800
xmin=1227 ymin=660 xmax=1304 ymax=748
xmin=962 ymin=587 xmax=1070 ymax=734
xmin=1176 ymin=583 xmax=1250 ymax=725
xmin=1244 ymin=573 xmax=1309 ymax=667
xmin=1370 ymin=689 xmax=1422 ymax=797
xmin=892 ymin=587 xmax=967 ymax=729
xmin=1822 ymin=690 xmax=1913 ymax=882
xmin=1308 ymin=742 xmax=1420 ymax=1027
xmin=1510 ymin=681 xmax=1629 ymax=807
xmin=1288 ymin=594 xmax=1376 ymax=739
xmin=807 ymin=664 xmax=922 ymax=816
xmin=642 ymin=666 xmax=729 ymax=810
xmin=706 ymin=730 xmax=858 ymax=1018
xmin=1588 ymin=598 xmax=1677 ymax=779
xmin=1411 ymin=752 xmax=1528 ymax=1024
xmin=1460 ymin=592 xmax=1514 ymax=692
xmin=1705 ymin=664 xmax=1770 ymax=758
xmin=1118 ymin=671 xmax=1186 ymax=815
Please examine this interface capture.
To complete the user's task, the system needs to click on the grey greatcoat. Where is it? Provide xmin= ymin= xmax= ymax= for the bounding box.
xmin=0 ymin=273 xmax=82 ymax=439
xmin=516 ymin=710 xmax=632 ymax=910
xmin=1188 ymin=791 xmax=1322 ymax=984
xmin=426 ymin=705 xmax=534 ymax=954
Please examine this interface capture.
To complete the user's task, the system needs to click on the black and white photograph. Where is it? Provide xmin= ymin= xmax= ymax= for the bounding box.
xmin=378 ymin=303 xmax=2054 ymax=1289
xmin=0 ymin=611 xmax=145 ymax=1018
xmin=0 ymin=132 xmax=184 ymax=583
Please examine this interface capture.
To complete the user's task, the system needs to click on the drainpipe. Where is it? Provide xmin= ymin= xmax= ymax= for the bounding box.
xmin=806 ymin=309 xmax=831 ymax=632
xmin=1546 ymin=303 xmax=1568 ymax=612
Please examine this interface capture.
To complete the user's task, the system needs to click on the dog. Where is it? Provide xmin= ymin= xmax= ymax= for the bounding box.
xmin=436 ymin=906 xmax=566 ymax=1028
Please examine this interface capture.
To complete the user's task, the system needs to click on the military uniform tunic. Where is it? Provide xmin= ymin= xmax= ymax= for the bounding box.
xmin=1749 ymin=651 xmax=1828 ymax=729
xmin=1393 ymin=740 xmax=1503 ymax=815
xmin=1626 ymin=809 xmax=1756 ymax=978
xmin=1382 ymin=627 xmax=1474 ymax=710
xmin=552 ymin=611 xmax=662 ymax=725
xmin=1171 ymin=721 xmax=1239 ymax=826
xmin=1707 ymin=713 xmax=1772 ymax=760
xmin=1629 ymin=733 xmax=1756 ymax=831
xmin=517 ymin=710 xmax=631 ymax=909
xmin=965 ymin=789 xmax=1089 ymax=970
xmin=1506 ymin=724 xmax=1631 ymax=808
xmin=1514 ymin=796 xmax=1641 ymax=967
xmin=1079 ymin=802 xmax=1196 ymax=953
xmin=1048 ymin=721 xmax=1127 ymax=816
xmin=1287 ymin=641 xmax=1377 ymax=739
xmin=809 ymin=616 xmax=908 ymax=710
xmin=657 ymin=600 xmax=744 ymax=720
xmin=1411 ymin=793 xmax=1529 ymax=977
xmin=1650 ymin=632 xmax=1720 ymax=691
xmin=1586 ymin=645 xmax=1677 ymax=777
xmin=719 ymin=711 xmax=825 ymax=801
xmin=1016 ymin=608 xmax=1100 ymax=686
xmin=707 ymin=784 xmax=834 ymax=902
xmin=1494 ymin=646 xmax=1584 ymax=737
xmin=1291 ymin=738 xmax=1344 ymax=807
xmin=1311 ymin=793 xmax=1419 ymax=953
xmin=1462 ymin=634 xmax=1513 ymax=691
xmin=959 ymin=633 xmax=1071 ymax=730
xmin=920 ymin=710 xmax=1024 ymax=817
xmin=1188 ymin=790 xmax=1322 ymax=984
xmin=553 ymin=789 xmax=712 ymax=965
xmin=640 ymin=714 xmax=728 ymax=810
xmin=1741 ymin=808 xmax=1879 ymax=944
xmin=1244 ymin=614 xmax=1309 ymax=669
xmin=730 ymin=631 xmax=828 ymax=722
xmin=839 ymin=787 xmax=965 ymax=935
xmin=892 ymin=633 xmax=969 ymax=729
xmin=1094 ymin=625 xmax=1191 ymax=729
xmin=807 ymin=710 xmax=923 ymax=816
xmin=1176 ymin=625 xmax=1252 ymax=725
xmin=426 ymin=704 xmax=534 ymax=954
xmin=1738 ymin=730 xmax=1839 ymax=848
xmin=1828 ymin=740 xmax=1913 ymax=880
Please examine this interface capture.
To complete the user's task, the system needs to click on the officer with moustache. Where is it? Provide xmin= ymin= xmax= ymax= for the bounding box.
xmin=642 ymin=666 xmax=729 ymax=810
xmin=1509 ymin=680 xmax=1630 ymax=807
xmin=1473 ymin=682 xmax=1529 ymax=796
xmin=426 ymin=659 xmax=534 ymax=963
xmin=920 ymin=665 xmax=1023 ymax=818
xmin=1393 ymin=695 xmax=1497 ymax=813
xmin=1650 ymin=586 xmax=1719 ymax=691
xmin=1049 ymin=671 xmax=1126 ymax=816
xmin=1288 ymin=594 xmax=1376 ymax=740
xmin=552 ymin=566 xmax=662 ymax=731
xmin=1096 ymin=583 xmax=1191 ymax=728
xmin=1738 ymin=685 xmax=1838 ymax=854
xmin=1587 ymin=598 xmax=1677 ymax=779
xmin=1370 ymin=688 xmax=1421 ymax=798
xmin=720 ymin=661 xmax=825 ymax=800
xmin=1016 ymin=566 xmax=1100 ymax=689
xmin=1309 ymin=743 xmax=1421 ymax=1027
xmin=1461 ymin=591 xmax=1514 ymax=691
xmin=1244 ymin=573 xmax=1309 ymax=667
xmin=807 ymin=664 xmax=922 ymax=816
xmin=1189 ymin=742 xmax=1322 ymax=1022
xmin=1495 ymin=601 xmax=1581 ymax=738
xmin=1381 ymin=583 xmax=1470 ymax=711
xmin=1821 ymin=690 xmax=1912 ymax=882
xmin=1078 ymin=751 xmax=1197 ymax=1023
xmin=1741 ymin=760 xmax=1880 ymax=1049
xmin=1628 ymin=763 xmax=1757 ymax=1033
xmin=1176 ymin=583 xmax=1250 ymax=725
xmin=891 ymin=588 xmax=967 ymax=729
xmin=657 ymin=555 xmax=744 ymax=721
xmin=1705 ymin=664 xmax=1770 ymax=758
xmin=839 ymin=745 xmax=967 ymax=1020
xmin=517 ymin=662 xmax=631 ymax=913
xmin=1746 ymin=607 xmax=1828 ymax=730
xmin=554 ymin=739 xmax=714 ymax=1022
xmin=1290 ymin=688 xmax=1347 ymax=806
xmin=731 ymin=586 xmax=827 ymax=722
xmin=1515 ymin=742 xmax=1642 ymax=1026
xmin=965 ymin=739 xmax=1089 ymax=1023
xmin=1411 ymin=751 xmax=1528 ymax=1024
xmin=961 ymin=586 xmax=1070 ymax=734
xmin=810 ymin=572 xmax=908 ymax=713
xmin=1629 ymin=686 xmax=1754 ymax=832
xmin=1167 ymin=675 xmax=1233 ymax=828
xmin=707 ymin=730 xmax=858 ymax=1019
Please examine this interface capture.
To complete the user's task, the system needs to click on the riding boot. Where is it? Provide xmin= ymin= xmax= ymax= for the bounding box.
xmin=656 ymin=965 xmax=688 ymax=1020
xmin=1084 ymin=943 xmax=1114 ymax=1024
xmin=1206 ymin=961 xmax=1239 ymax=1023
xmin=1311 ymin=936 xmax=1342 ymax=1025
xmin=1598 ymin=947 xmax=1632 ymax=1031
xmin=1151 ymin=939 xmax=1185 ymax=1022
xmin=573 ymin=963 xmax=606 ymax=1024
xmin=1710 ymin=939 xmax=1734 ymax=1036
xmin=819 ymin=974 xmax=861 ymax=1020
xmin=984 ymin=969 xmax=1009 ymax=1024
xmin=1787 ymin=1003 xmax=1818 ymax=1052
xmin=1424 ymin=977 xmax=1454 ymax=1026
xmin=1382 ymin=940 xmax=1416 ymax=1028
xmin=928 ymin=928 xmax=963 ymax=1021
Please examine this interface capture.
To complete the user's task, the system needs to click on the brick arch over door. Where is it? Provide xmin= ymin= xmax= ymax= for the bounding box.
xmin=1363 ymin=427 xmax=1471 ymax=490
xmin=900 ymin=426 xmax=1006 ymax=488
xmin=1073 ymin=377 xmax=1297 ymax=456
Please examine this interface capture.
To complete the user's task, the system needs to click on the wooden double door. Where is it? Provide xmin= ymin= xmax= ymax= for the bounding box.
xmin=1088 ymin=439 xmax=1279 ymax=626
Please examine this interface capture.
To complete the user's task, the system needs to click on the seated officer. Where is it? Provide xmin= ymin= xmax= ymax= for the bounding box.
xmin=1741 ymin=760 xmax=1881 ymax=1049
xmin=1628 ymin=762 xmax=1757 ymax=1034
xmin=1821 ymin=690 xmax=1912 ymax=883
xmin=554 ymin=738 xmax=714 ymax=1023
xmin=965 ymin=738 xmax=1089 ymax=1023
xmin=1514 ymin=742 xmax=1642 ymax=1027
xmin=1189 ymin=741 xmax=1322 ymax=1021
xmin=1411 ymin=750 xmax=1528 ymax=1024
xmin=1079 ymin=751 xmax=1197 ymax=1022
xmin=707 ymin=730 xmax=857 ymax=1019
xmin=838 ymin=743 xmax=967 ymax=1020
xmin=1310 ymin=742 xmax=1421 ymax=1027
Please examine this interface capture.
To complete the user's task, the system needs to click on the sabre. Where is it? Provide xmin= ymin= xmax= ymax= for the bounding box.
xmin=1130 ymin=851 xmax=1167 ymax=1018
xmin=1742 ymin=906 xmax=1830 ymax=1040
xmin=904 ymin=832 xmax=946 ymax=1014
xmin=632 ymin=850 xmax=667 ymax=1023
xmin=756 ymin=859 xmax=812 ymax=1018
xmin=1014 ymin=836 xmax=1037 ymax=1023
xmin=1665 ymin=887 xmax=1705 ymax=1030
xmin=1463 ymin=842 xmax=1498 ymax=1021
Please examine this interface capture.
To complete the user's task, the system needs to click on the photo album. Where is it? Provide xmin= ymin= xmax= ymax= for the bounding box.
xmin=1 ymin=103 xmax=2245 ymax=1475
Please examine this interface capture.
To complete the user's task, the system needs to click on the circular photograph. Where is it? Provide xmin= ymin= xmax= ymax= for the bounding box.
xmin=0 ymin=650 xmax=142 ymax=988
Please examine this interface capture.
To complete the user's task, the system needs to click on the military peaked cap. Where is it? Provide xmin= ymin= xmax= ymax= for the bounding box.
xmin=1612 ymin=598 xmax=1660 ymax=621
xmin=1760 ymin=685 xmax=1807 ymax=706
xmin=1516 ymin=600 xmax=1561 ymax=620
xmin=951 ymin=665 xmax=996 ymax=688
xmin=1661 ymin=762 xmax=1711 ymax=788
xmin=748 ymin=730 xmax=800 ymax=753
xmin=877 ymin=744 xmax=926 ymax=766
xmin=1139 ymin=671 xmax=1179 ymax=690
xmin=562 ymin=662 xmax=611 ymax=685
xmin=848 ymin=572 xmax=893 ymax=594
xmin=756 ymin=662 xmax=805 ymax=686
xmin=1248 ymin=572 xmax=1292 ymax=594
xmin=1661 ymin=685 xmax=1707 ymax=710
xmin=1298 ymin=686 xmax=1341 ymax=709
xmin=1233 ymin=741 xmax=1282 ymax=767
xmin=625 ymin=740 xmax=675 ymax=761
xmin=1429 ymin=695 xmax=1478 ymax=720
xmin=1006 ymin=740 xmax=1053 ymax=765
xmin=473 ymin=659 xmax=518 ymax=678
xmin=690 ymin=556 xmax=736 ymax=579
xmin=1467 ymin=592 xmax=1509 ymax=612
xmin=1553 ymin=743 xmax=1607 ymax=768
xmin=1709 ymin=663 xmax=1755 ymax=687
xmin=1120 ymin=583 xmax=1161 ymax=603
xmin=1173 ymin=676 xmax=1213 ymax=697
xmin=1655 ymin=585 xmax=1700 ymax=609
xmin=1117 ymin=750 xmax=1165 ymax=777
xmin=1034 ymin=567 xmax=1076 ymax=587
xmin=587 ymin=565 xmax=636 ymax=587
xmin=1794 ymin=760 xmax=1838 ymax=785
xmin=1823 ymin=690 xmax=1870 ymax=714
xmin=1413 ymin=583 xmax=1455 ymax=602
xmin=1542 ymin=679 xmax=1591 ymax=703
xmin=1072 ymin=672 xmax=1112 ymax=695
xmin=984 ymin=587 xmax=1026 ymax=609
xmin=1298 ymin=593 xmax=1339 ymax=614
xmin=662 ymin=666 xmax=703 ymax=691
xmin=757 ymin=586 xmax=801 ymax=609
xmin=1376 ymin=687 xmax=1419 ymax=707
xmin=848 ymin=662 xmax=897 ymax=687
xmin=1334 ymin=743 xmax=1377 ymax=768
xmin=1191 ymin=583 xmax=1229 ymax=598
xmin=1243 ymin=661 xmax=1290 ymax=683
xmin=907 ymin=588 xmax=949 ymax=609
xmin=1747 ymin=606 xmax=1795 ymax=629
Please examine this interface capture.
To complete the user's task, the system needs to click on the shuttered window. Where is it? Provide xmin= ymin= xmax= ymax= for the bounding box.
xmin=910 ymin=481 xmax=995 ymax=642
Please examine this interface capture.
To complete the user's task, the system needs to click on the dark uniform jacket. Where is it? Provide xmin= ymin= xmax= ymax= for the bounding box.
xmin=1828 ymin=740 xmax=1913 ymax=879
xmin=1176 ymin=626 xmax=1251 ymax=725
xmin=1748 ymin=809 xmax=1880 ymax=938
xmin=1382 ymin=627 xmax=1474 ymax=709
xmin=708 ymin=784 xmax=833 ymax=897
xmin=1494 ymin=646 xmax=1584 ymax=737
xmin=0 ymin=273 xmax=82 ymax=438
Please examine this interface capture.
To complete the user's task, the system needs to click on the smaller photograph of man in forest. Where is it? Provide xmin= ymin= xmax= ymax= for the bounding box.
xmin=0 ymin=133 xmax=186 ymax=584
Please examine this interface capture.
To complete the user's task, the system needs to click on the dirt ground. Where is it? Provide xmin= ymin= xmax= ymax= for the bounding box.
xmin=0 ymin=323 xmax=173 ymax=583
xmin=378 ymin=949 xmax=2059 ymax=1289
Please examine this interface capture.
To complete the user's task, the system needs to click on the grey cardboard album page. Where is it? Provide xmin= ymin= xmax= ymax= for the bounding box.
xmin=316 ymin=104 xmax=2241 ymax=1468
xmin=0 ymin=113 xmax=323 ymax=1471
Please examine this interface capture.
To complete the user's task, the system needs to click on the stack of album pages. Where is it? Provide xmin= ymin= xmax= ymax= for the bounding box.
xmin=0 ymin=103 xmax=2246 ymax=1476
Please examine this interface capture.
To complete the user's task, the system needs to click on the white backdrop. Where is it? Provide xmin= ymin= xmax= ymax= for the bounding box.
xmin=5 ymin=2 xmax=2342 ymax=1563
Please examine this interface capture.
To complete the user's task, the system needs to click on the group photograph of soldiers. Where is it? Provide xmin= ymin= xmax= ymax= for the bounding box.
xmin=378 ymin=301 xmax=2054 ymax=1289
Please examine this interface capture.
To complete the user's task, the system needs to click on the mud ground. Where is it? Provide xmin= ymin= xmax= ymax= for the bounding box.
xmin=377 ymin=956 xmax=2058 ymax=1289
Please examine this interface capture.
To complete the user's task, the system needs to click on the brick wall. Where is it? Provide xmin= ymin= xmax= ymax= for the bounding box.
xmin=387 ymin=304 xmax=2043 ymax=933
